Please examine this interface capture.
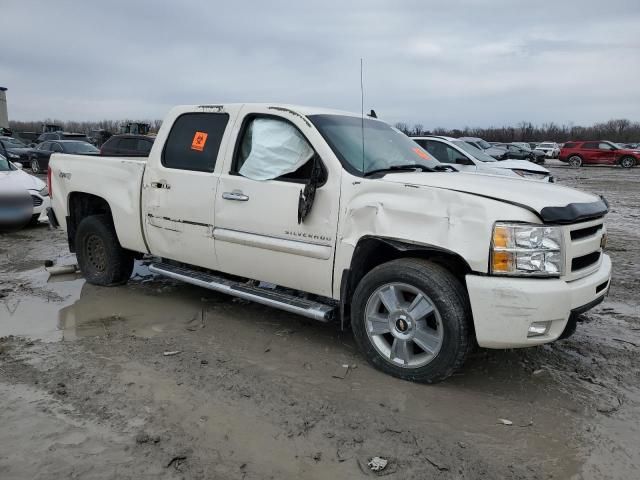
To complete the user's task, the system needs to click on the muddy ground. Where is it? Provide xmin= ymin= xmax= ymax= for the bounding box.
xmin=1 ymin=165 xmax=639 ymax=479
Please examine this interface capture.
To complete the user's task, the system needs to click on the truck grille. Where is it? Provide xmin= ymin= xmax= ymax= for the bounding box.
xmin=31 ymin=195 xmax=43 ymax=207
xmin=572 ymin=251 xmax=601 ymax=271
xmin=570 ymin=224 xmax=602 ymax=241
xmin=563 ymin=218 xmax=605 ymax=281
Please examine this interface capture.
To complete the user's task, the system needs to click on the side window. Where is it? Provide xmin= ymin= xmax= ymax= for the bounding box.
xmin=582 ymin=142 xmax=598 ymax=149
xmin=162 ymin=113 xmax=229 ymax=172
xmin=234 ymin=117 xmax=317 ymax=182
xmin=564 ymin=142 xmax=576 ymax=148
xmin=423 ymin=140 xmax=454 ymax=163
xmin=39 ymin=141 xmax=50 ymax=150
xmin=119 ymin=138 xmax=138 ymax=151
xmin=51 ymin=143 xmax=63 ymax=153
xmin=138 ymin=139 xmax=153 ymax=154
xmin=598 ymin=142 xmax=612 ymax=150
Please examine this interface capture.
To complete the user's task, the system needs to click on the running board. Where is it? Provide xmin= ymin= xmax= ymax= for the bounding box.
xmin=148 ymin=262 xmax=336 ymax=322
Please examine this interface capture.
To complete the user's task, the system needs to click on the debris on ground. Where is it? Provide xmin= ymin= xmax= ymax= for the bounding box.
xmin=498 ymin=418 xmax=513 ymax=426
xmin=332 ymin=364 xmax=350 ymax=379
xmin=163 ymin=351 xmax=181 ymax=357
xmin=425 ymin=455 xmax=449 ymax=471
xmin=367 ymin=456 xmax=388 ymax=472
xmin=45 ymin=264 xmax=78 ymax=275
xmin=166 ymin=454 xmax=187 ymax=469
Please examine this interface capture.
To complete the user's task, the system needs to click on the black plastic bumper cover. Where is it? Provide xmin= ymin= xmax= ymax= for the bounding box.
xmin=559 ymin=293 xmax=607 ymax=339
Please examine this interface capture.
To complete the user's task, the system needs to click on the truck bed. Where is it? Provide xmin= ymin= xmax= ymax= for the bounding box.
xmin=49 ymin=154 xmax=149 ymax=254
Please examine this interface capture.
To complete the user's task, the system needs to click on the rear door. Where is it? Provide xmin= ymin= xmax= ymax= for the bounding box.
xmin=580 ymin=142 xmax=601 ymax=164
xmin=141 ymin=108 xmax=238 ymax=270
xmin=214 ymin=107 xmax=341 ymax=297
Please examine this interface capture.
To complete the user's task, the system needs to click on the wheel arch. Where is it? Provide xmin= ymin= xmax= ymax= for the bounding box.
xmin=66 ymin=192 xmax=114 ymax=252
xmin=619 ymin=155 xmax=637 ymax=167
xmin=339 ymin=236 xmax=473 ymax=329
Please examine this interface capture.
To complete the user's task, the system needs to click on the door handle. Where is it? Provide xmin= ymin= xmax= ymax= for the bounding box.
xmin=222 ymin=190 xmax=249 ymax=201
xmin=150 ymin=181 xmax=171 ymax=189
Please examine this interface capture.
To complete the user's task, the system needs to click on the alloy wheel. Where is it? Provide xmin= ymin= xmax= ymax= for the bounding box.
xmin=365 ymin=282 xmax=443 ymax=368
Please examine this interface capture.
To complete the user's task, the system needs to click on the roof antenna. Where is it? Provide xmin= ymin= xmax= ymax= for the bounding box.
xmin=360 ymin=58 xmax=365 ymax=174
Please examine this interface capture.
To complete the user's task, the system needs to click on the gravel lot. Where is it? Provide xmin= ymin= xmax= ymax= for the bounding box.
xmin=1 ymin=165 xmax=639 ymax=479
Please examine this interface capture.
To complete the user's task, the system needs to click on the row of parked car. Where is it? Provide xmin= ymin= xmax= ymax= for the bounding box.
xmin=413 ymin=136 xmax=639 ymax=173
xmin=411 ymin=136 xmax=552 ymax=181
xmin=0 ymin=133 xmax=154 ymax=173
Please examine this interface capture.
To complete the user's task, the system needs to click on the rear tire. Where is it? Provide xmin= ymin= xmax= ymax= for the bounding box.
xmin=568 ymin=155 xmax=583 ymax=168
xmin=75 ymin=215 xmax=134 ymax=286
xmin=620 ymin=156 xmax=636 ymax=168
xmin=351 ymin=258 xmax=472 ymax=383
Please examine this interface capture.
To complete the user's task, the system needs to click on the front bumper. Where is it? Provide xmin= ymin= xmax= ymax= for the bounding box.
xmin=28 ymin=191 xmax=50 ymax=219
xmin=466 ymin=254 xmax=611 ymax=348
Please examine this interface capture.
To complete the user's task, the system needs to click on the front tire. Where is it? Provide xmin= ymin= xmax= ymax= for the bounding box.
xmin=568 ymin=155 xmax=583 ymax=168
xmin=620 ymin=156 xmax=636 ymax=168
xmin=30 ymin=159 xmax=40 ymax=174
xmin=75 ymin=215 xmax=134 ymax=286
xmin=351 ymin=259 xmax=472 ymax=383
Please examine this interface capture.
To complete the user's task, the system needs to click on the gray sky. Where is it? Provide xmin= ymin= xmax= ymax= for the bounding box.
xmin=2 ymin=0 xmax=639 ymax=128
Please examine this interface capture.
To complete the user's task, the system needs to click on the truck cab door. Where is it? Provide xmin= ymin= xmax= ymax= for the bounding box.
xmin=141 ymin=109 xmax=236 ymax=270
xmin=214 ymin=109 xmax=341 ymax=298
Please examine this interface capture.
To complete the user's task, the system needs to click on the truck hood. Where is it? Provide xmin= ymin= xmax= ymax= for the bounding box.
xmin=379 ymin=171 xmax=607 ymax=224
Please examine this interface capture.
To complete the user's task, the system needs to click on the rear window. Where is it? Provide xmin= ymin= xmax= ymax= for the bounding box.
xmin=563 ymin=142 xmax=577 ymax=148
xmin=162 ymin=113 xmax=229 ymax=172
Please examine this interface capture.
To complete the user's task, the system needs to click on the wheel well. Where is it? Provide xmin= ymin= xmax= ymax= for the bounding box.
xmin=66 ymin=192 xmax=113 ymax=252
xmin=340 ymin=236 xmax=472 ymax=328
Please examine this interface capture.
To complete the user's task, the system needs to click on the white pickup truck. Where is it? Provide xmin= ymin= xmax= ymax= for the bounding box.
xmin=48 ymin=103 xmax=612 ymax=383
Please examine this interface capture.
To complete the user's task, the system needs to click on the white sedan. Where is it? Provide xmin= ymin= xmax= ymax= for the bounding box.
xmin=412 ymin=136 xmax=553 ymax=182
xmin=0 ymin=154 xmax=50 ymax=226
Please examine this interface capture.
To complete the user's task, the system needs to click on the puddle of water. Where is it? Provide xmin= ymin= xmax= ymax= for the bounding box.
xmin=0 ymin=262 xmax=206 ymax=341
xmin=0 ymin=269 xmax=84 ymax=341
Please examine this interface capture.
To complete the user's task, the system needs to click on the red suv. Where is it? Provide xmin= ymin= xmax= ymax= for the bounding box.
xmin=559 ymin=141 xmax=639 ymax=168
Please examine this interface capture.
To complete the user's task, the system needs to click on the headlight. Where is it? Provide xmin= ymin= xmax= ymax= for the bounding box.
xmin=491 ymin=222 xmax=564 ymax=277
xmin=39 ymin=186 xmax=49 ymax=196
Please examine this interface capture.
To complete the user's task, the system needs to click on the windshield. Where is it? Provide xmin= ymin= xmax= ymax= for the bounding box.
xmin=475 ymin=139 xmax=492 ymax=150
xmin=63 ymin=141 xmax=99 ymax=154
xmin=1 ymin=137 xmax=27 ymax=148
xmin=538 ymin=143 xmax=554 ymax=148
xmin=308 ymin=115 xmax=440 ymax=175
xmin=452 ymin=140 xmax=497 ymax=162
xmin=0 ymin=154 xmax=13 ymax=171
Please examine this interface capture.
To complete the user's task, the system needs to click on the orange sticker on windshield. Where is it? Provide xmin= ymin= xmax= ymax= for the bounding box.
xmin=191 ymin=131 xmax=208 ymax=151
xmin=413 ymin=147 xmax=431 ymax=160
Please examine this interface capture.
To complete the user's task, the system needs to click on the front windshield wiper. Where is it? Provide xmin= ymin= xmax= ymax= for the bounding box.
xmin=363 ymin=164 xmax=436 ymax=177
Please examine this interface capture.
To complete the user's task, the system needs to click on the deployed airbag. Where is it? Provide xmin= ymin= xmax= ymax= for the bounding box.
xmin=239 ymin=118 xmax=314 ymax=181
